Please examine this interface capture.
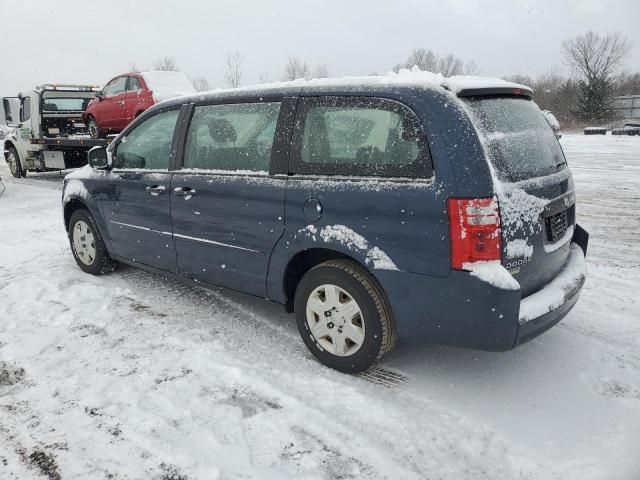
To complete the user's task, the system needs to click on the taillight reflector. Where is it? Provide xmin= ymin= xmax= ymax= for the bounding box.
xmin=448 ymin=197 xmax=502 ymax=270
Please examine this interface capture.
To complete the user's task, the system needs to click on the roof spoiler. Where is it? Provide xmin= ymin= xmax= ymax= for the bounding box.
xmin=455 ymin=86 xmax=533 ymax=99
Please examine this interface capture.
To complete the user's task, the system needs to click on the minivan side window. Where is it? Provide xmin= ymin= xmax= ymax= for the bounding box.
xmin=20 ymin=97 xmax=31 ymax=122
xmin=292 ymin=97 xmax=431 ymax=178
xmin=114 ymin=109 xmax=179 ymax=170
xmin=102 ymin=77 xmax=127 ymax=97
xmin=183 ymin=102 xmax=281 ymax=173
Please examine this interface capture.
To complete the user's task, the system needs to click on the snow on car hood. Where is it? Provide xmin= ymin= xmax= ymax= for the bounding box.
xmin=140 ymin=71 xmax=196 ymax=102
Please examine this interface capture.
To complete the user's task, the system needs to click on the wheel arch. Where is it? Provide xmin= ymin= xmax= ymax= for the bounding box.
xmin=3 ymin=139 xmax=17 ymax=159
xmin=62 ymin=191 xmax=114 ymax=254
xmin=63 ymin=198 xmax=88 ymax=232
xmin=281 ymin=247 xmax=375 ymax=313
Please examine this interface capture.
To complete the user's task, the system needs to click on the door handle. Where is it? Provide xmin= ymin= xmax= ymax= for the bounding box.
xmin=173 ymin=187 xmax=197 ymax=198
xmin=145 ymin=185 xmax=166 ymax=196
xmin=118 ymin=101 xmax=125 ymax=105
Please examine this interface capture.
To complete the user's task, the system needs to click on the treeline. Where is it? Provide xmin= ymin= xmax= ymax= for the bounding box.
xmin=504 ymin=71 xmax=640 ymax=127
xmin=133 ymin=31 xmax=638 ymax=126
xmin=131 ymin=54 xmax=331 ymax=92
xmin=507 ymin=32 xmax=639 ymax=126
xmin=397 ymin=32 xmax=639 ymax=126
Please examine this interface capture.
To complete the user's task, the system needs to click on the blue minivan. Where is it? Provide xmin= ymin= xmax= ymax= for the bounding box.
xmin=62 ymin=75 xmax=588 ymax=372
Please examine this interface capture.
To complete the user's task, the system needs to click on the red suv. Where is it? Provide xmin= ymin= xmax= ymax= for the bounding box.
xmin=84 ymin=71 xmax=196 ymax=138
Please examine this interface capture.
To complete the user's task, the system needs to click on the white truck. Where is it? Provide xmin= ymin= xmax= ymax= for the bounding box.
xmin=3 ymin=84 xmax=110 ymax=178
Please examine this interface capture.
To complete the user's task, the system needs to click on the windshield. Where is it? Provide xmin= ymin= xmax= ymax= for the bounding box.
xmin=465 ymin=97 xmax=566 ymax=182
xmin=42 ymin=97 xmax=91 ymax=112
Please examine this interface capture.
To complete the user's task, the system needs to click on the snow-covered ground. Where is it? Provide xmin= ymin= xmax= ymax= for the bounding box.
xmin=0 ymin=134 xmax=638 ymax=479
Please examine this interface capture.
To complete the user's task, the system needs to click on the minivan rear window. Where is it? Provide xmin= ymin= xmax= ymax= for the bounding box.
xmin=465 ymin=97 xmax=566 ymax=182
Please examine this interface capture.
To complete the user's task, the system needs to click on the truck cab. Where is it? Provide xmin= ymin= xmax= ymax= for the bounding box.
xmin=3 ymin=84 xmax=110 ymax=177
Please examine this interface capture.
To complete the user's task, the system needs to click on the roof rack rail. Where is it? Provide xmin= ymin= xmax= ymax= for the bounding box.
xmin=36 ymin=84 xmax=101 ymax=92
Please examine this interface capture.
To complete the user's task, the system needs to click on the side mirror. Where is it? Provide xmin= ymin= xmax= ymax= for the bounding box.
xmin=88 ymin=146 xmax=110 ymax=169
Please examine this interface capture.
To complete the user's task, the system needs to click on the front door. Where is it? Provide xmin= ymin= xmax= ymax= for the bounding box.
xmin=170 ymin=101 xmax=286 ymax=296
xmin=101 ymin=108 xmax=181 ymax=272
xmin=16 ymin=96 xmax=33 ymax=161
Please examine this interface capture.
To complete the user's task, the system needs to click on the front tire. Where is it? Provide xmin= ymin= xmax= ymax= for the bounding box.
xmin=68 ymin=209 xmax=114 ymax=275
xmin=5 ymin=146 xmax=25 ymax=178
xmin=294 ymin=260 xmax=396 ymax=373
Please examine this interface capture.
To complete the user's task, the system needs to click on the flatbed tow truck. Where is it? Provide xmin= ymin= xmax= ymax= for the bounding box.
xmin=3 ymin=84 xmax=111 ymax=178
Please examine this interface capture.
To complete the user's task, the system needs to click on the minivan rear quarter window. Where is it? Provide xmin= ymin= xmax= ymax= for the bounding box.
xmin=292 ymin=97 xmax=432 ymax=178
xmin=465 ymin=97 xmax=566 ymax=182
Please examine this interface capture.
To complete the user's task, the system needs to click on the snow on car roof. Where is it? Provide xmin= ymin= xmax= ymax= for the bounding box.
xmin=176 ymin=66 xmax=532 ymax=103
xmin=139 ymin=71 xmax=197 ymax=102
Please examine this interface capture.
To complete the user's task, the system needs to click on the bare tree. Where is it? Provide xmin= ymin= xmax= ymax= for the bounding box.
xmin=438 ymin=54 xmax=464 ymax=77
xmin=312 ymin=63 xmax=329 ymax=79
xmin=563 ymin=32 xmax=631 ymax=83
xmin=394 ymin=48 xmax=437 ymax=72
xmin=402 ymin=48 xmax=439 ymax=72
xmin=191 ymin=76 xmax=210 ymax=92
xmin=129 ymin=62 xmax=141 ymax=73
xmin=562 ymin=31 xmax=631 ymax=119
xmin=617 ymin=72 xmax=640 ymax=96
xmin=224 ymin=50 xmax=243 ymax=88
xmin=283 ymin=57 xmax=310 ymax=81
xmin=504 ymin=71 xmax=580 ymax=126
xmin=153 ymin=56 xmax=178 ymax=71
xmin=258 ymin=72 xmax=271 ymax=84
xmin=464 ymin=60 xmax=479 ymax=76
xmin=394 ymin=48 xmax=477 ymax=77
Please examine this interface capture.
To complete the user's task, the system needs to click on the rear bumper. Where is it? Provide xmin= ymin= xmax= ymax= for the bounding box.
xmin=376 ymin=224 xmax=588 ymax=350
xmin=515 ymin=243 xmax=586 ymax=346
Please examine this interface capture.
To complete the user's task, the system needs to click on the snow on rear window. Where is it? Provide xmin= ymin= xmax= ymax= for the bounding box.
xmin=465 ymin=97 xmax=566 ymax=182
xmin=140 ymin=71 xmax=196 ymax=102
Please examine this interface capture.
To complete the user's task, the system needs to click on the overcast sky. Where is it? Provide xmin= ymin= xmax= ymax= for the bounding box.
xmin=1 ymin=0 xmax=638 ymax=94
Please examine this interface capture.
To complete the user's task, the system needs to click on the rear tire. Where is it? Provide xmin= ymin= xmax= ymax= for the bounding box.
xmin=68 ymin=209 xmax=114 ymax=275
xmin=5 ymin=146 xmax=25 ymax=178
xmin=294 ymin=259 xmax=396 ymax=373
xmin=87 ymin=118 xmax=102 ymax=139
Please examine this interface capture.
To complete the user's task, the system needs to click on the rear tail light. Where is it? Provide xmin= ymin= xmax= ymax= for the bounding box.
xmin=448 ymin=197 xmax=502 ymax=270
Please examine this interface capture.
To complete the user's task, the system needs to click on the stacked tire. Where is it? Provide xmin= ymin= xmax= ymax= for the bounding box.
xmin=611 ymin=127 xmax=640 ymax=136
xmin=584 ymin=127 xmax=607 ymax=135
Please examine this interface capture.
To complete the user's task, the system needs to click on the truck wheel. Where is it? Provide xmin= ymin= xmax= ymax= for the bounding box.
xmin=68 ymin=209 xmax=114 ymax=275
xmin=294 ymin=259 xmax=396 ymax=373
xmin=87 ymin=118 xmax=102 ymax=139
xmin=5 ymin=146 xmax=25 ymax=178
